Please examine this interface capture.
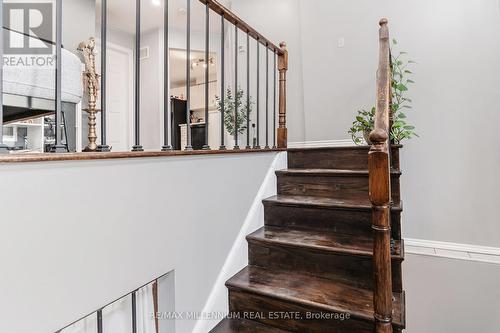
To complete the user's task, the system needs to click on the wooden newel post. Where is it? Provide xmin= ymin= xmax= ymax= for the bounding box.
xmin=277 ymin=42 xmax=288 ymax=148
xmin=370 ymin=18 xmax=393 ymax=333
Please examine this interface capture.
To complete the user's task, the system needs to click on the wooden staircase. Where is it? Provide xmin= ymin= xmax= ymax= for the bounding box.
xmin=211 ymin=146 xmax=406 ymax=333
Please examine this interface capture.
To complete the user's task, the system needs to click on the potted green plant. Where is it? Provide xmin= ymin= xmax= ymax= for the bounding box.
xmin=349 ymin=39 xmax=418 ymax=145
xmin=215 ymin=87 xmax=253 ymax=136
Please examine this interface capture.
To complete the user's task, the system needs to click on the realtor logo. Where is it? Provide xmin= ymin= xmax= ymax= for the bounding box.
xmin=4 ymin=3 xmax=53 ymax=55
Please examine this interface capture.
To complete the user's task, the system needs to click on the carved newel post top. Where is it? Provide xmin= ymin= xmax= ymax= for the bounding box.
xmin=369 ymin=128 xmax=389 ymax=145
xmin=278 ymin=41 xmax=288 ymax=71
xmin=379 ymin=18 xmax=388 ymax=26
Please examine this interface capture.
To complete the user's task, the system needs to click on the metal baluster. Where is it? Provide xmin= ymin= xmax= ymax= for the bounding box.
xmin=0 ymin=1 xmax=7 ymax=154
xmin=131 ymin=291 xmax=137 ymax=333
xmin=97 ymin=0 xmax=110 ymax=152
xmin=162 ymin=0 xmax=172 ymax=151
xmin=202 ymin=2 xmax=210 ymax=150
xmin=233 ymin=24 xmax=239 ymax=150
xmin=265 ymin=45 xmax=269 ymax=149
xmin=97 ymin=309 xmax=103 ymax=333
xmin=50 ymin=0 xmax=67 ymax=153
xmin=273 ymin=51 xmax=277 ymax=148
xmin=185 ymin=0 xmax=193 ymax=150
xmin=245 ymin=32 xmax=250 ymax=149
xmin=132 ymin=0 xmax=143 ymax=151
xmin=254 ymin=39 xmax=260 ymax=149
xmin=219 ymin=14 xmax=226 ymax=150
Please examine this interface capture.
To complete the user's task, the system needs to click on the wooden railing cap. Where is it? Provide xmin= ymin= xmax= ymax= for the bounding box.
xmin=278 ymin=41 xmax=289 ymax=71
xmin=379 ymin=18 xmax=389 ymax=40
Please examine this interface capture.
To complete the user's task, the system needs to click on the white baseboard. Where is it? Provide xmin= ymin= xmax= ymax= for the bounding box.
xmin=405 ymin=238 xmax=500 ymax=264
xmin=288 ymin=139 xmax=356 ymax=148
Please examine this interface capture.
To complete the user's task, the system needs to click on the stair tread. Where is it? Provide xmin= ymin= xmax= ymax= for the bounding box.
xmin=287 ymin=146 xmax=371 ymax=152
xmin=264 ymin=194 xmax=403 ymax=211
xmin=247 ymin=226 xmax=403 ymax=259
xmin=227 ymin=266 xmax=405 ymax=328
xmin=277 ymin=168 xmax=401 ymax=176
xmin=211 ymin=318 xmax=291 ymax=333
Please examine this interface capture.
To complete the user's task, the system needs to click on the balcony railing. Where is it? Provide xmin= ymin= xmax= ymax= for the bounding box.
xmin=55 ymin=272 xmax=172 ymax=333
xmin=0 ymin=0 xmax=288 ymax=161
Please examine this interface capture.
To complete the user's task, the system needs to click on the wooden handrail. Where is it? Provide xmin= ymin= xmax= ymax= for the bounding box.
xmin=198 ymin=0 xmax=284 ymax=55
xmin=199 ymin=0 xmax=288 ymax=149
xmin=369 ymin=18 xmax=393 ymax=333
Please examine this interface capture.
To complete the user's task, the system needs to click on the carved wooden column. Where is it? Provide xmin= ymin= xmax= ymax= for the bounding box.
xmin=370 ymin=18 xmax=393 ymax=333
xmin=369 ymin=133 xmax=393 ymax=333
xmin=388 ymin=54 xmax=394 ymax=145
xmin=78 ymin=38 xmax=100 ymax=152
xmin=84 ymin=109 xmax=99 ymax=151
xmin=277 ymin=42 xmax=288 ymax=148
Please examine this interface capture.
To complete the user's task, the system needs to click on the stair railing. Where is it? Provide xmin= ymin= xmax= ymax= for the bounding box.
xmin=100 ymin=0 xmax=289 ymax=152
xmin=55 ymin=272 xmax=170 ymax=333
xmin=105 ymin=0 xmax=288 ymax=151
xmin=369 ymin=18 xmax=394 ymax=333
xmin=0 ymin=0 xmax=288 ymax=156
xmin=198 ymin=0 xmax=289 ymax=150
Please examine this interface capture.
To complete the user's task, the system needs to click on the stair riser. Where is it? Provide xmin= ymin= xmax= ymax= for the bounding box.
xmin=249 ymin=242 xmax=403 ymax=292
xmin=277 ymin=173 xmax=400 ymax=203
xmin=209 ymin=318 xmax=290 ymax=333
xmin=287 ymin=146 xmax=401 ymax=171
xmin=229 ymin=289 xmax=379 ymax=333
xmin=288 ymin=148 xmax=370 ymax=170
xmin=264 ymin=203 xmax=402 ymax=240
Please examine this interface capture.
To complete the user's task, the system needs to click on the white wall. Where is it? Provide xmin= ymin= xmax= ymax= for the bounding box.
xmin=230 ymin=0 xmax=306 ymax=143
xmin=232 ymin=0 xmax=500 ymax=247
xmin=63 ymin=0 xmax=95 ymax=53
xmin=141 ymin=29 xmax=163 ymax=150
xmin=404 ymin=254 xmax=500 ymax=332
xmin=0 ymin=152 xmax=283 ymax=333
xmin=107 ymin=28 xmax=136 ymax=51
xmin=297 ymin=0 xmax=500 ymax=248
xmin=194 ymin=152 xmax=287 ymax=333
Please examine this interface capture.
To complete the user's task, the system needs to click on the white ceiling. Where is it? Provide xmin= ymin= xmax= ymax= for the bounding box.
xmin=96 ymin=0 xmax=231 ymax=35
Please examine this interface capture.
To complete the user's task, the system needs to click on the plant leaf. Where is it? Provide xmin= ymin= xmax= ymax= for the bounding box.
xmin=396 ymin=83 xmax=408 ymax=91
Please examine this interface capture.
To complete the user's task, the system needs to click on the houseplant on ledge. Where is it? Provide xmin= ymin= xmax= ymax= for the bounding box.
xmin=215 ymin=87 xmax=253 ymax=137
xmin=349 ymin=39 xmax=418 ymax=145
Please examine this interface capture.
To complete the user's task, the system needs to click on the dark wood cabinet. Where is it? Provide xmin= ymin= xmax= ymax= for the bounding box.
xmin=191 ymin=123 xmax=206 ymax=150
